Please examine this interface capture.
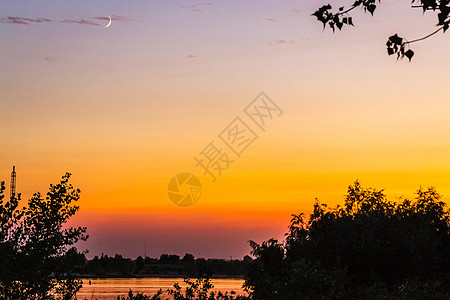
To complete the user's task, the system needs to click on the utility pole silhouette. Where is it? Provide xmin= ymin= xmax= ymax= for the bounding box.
xmin=10 ymin=166 xmax=16 ymax=199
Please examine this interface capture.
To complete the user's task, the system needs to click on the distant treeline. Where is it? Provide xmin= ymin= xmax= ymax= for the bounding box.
xmin=73 ymin=253 xmax=252 ymax=278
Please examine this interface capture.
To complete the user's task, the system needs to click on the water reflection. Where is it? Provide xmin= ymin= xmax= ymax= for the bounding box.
xmin=77 ymin=278 xmax=245 ymax=300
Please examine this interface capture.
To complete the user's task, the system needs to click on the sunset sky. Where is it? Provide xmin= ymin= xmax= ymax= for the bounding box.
xmin=2 ymin=0 xmax=450 ymax=259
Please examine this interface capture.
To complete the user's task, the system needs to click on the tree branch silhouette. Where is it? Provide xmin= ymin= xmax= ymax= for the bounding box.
xmin=313 ymin=0 xmax=450 ymax=61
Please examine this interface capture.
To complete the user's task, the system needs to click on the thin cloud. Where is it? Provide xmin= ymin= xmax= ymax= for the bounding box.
xmin=0 ymin=17 xmax=51 ymax=25
xmin=94 ymin=15 xmax=134 ymax=23
xmin=182 ymin=2 xmax=212 ymax=13
xmin=266 ymin=18 xmax=276 ymax=22
xmin=34 ymin=54 xmax=59 ymax=62
xmin=269 ymin=39 xmax=295 ymax=46
xmin=0 ymin=15 xmax=135 ymax=26
xmin=43 ymin=56 xmax=58 ymax=62
xmin=182 ymin=3 xmax=212 ymax=9
xmin=186 ymin=54 xmax=198 ymax=59
xmin=61 ymin=19 xmax=100 ymax=26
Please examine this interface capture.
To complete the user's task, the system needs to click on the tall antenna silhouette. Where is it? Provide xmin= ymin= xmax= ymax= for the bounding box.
xmin=10 ymin=166 xmax=16 ymax=199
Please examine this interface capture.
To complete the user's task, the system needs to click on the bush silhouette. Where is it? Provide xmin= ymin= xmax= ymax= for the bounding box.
xmin=118 ymin=277 xmax=247 ymax=300
xmin=245 ymin=181 xmax=450 ymax=299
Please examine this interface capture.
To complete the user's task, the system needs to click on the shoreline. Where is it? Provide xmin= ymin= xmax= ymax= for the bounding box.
xmin=79 ymin=274 xmax=245 ymax=279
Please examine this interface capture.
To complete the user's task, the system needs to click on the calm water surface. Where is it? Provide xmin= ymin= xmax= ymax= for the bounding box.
xmin=77 ymin=278 xmax=245 ymax=300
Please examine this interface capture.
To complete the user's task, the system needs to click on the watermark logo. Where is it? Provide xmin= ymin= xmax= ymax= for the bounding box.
xmin=168 ymin=92 xmax=283 ymax=207
xmin=167 ymin=173 xmax=202 ymax=207
xmin=219 ymin=117 xmax=258 ymax=157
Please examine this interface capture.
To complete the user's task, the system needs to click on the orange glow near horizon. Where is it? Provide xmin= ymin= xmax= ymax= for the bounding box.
xmin=2 ymin=0 xmax=450 ymax=258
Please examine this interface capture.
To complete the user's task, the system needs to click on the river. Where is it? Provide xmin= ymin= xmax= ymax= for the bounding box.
xmin=77 ymin=277 xmax=246 ymax=300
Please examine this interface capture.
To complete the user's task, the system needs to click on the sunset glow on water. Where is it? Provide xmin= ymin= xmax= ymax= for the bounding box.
xmin=77 ymin=278 xmax=246 ymax=300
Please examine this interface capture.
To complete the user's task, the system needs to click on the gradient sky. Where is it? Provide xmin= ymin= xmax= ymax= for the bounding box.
xmin=2 ymin=0 xmax=450 ymax=259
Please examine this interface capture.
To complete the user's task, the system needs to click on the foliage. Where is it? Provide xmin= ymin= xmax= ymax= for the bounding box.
xmin=0 ymin=173 xmax=88 ymax=299
xmin=117 ymin=289 xmax=163 ymax=300
xmin=313 ymin=0 xmax=450 ymax=61
xmin=118 ymin=277 xmax=248 ymax=300
xmin=244 ymin=181 xmax=450 ymax=299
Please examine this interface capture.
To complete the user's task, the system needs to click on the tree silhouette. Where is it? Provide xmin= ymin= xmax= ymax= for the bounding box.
xmin=313 ymin=0 xmax=450 ymax=61
xmin=244 ymin=181 xmax=450 ymax=299
xmin=0 ymin=173 xmax=88 ymax=299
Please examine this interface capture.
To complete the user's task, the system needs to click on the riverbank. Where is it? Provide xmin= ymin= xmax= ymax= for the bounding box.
xmin=78 ymin=274 xmax=244 ymax=279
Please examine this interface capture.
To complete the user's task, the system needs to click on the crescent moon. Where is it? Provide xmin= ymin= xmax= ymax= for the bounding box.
xmin=105 ymin=16 xmax=112 ymax=28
